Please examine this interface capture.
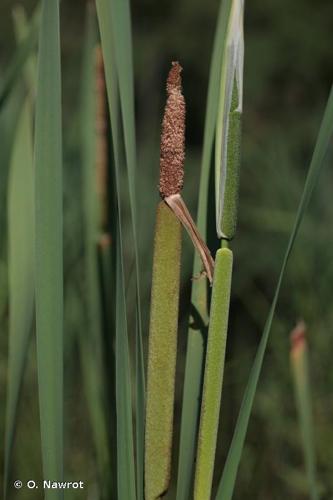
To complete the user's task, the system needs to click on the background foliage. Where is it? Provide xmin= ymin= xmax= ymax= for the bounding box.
xmin=0 ymin=0 xmax=333 ymax=499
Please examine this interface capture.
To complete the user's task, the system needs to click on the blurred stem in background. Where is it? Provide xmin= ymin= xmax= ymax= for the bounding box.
xmin=3 ymin=8 xmax=36 ymax=499
xmin=4 ymin=97 xmax=34 ymax=500
xmin=80 ymin=7 xmax=114 ymax=497
xmin=290 ymin=321 xmax=319 ymax=500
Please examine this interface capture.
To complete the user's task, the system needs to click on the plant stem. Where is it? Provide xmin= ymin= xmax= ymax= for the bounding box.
xmin=290 ymin=322 xmax=319 ymax=500
xmin=194 ymin=246 xmax=233 ymax=500
xmin=145 ymin=201 xmax=182 ymax=500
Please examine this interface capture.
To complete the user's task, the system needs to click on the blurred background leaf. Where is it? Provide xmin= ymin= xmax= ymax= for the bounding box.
xmin=0 ymin=0 xmax=333 ymax=499
xmin=34 ymin=1 xmax=63 ymax=498
xmin=4 ymin=95 xmax=34 ymax=499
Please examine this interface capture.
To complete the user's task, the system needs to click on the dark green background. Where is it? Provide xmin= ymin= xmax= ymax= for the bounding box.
xmin=1 ymin=1 xmax=333 ymax=499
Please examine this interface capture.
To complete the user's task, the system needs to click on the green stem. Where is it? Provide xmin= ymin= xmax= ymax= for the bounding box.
xmin=290 ymin=325 xmax=319 ymax=500
xmin=145 ymin=201 xmax=182 ymax=500
xmin=176 ymin=4 xmax=234 ymax=497
xmin=194 ymin=246 xmax=233 ymax=500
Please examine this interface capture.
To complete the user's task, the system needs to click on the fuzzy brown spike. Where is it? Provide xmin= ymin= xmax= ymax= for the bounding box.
xmin=159 ymin=61 xmax=185 ymax=198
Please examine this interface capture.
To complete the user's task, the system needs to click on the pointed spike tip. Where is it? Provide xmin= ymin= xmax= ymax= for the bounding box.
xmin=290 ymin=320 xmax=307 ymax=353
xmin=167 ymin=61 xmax=182 ymax=95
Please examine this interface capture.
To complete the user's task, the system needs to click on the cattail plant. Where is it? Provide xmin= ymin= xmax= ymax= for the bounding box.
xmin=81 ymin=24 xmax=115 ymax=495
xmin=3 ymin=1 xmax=333 ymax=499
xmin=194 ymin=1 xmax=244 ymax=499
xmin=290 ymin=321 xmax=319 ymax=500
xmin=145 ymin=61 xmax=214 ymax=500
xmin=161 ymin=63 xmax=214 ymax=283
xmin=144 ymin=62 xmax=184 ymax=500
xmin=215 ymin=0 xmax=244 ymax=240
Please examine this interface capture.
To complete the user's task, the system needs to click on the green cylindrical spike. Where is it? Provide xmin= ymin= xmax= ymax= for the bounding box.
xmin=194 ymin=247 xmax=233 ymax=500
xmin=145 ymin=201 xmax=182 ymax=500
xmin=220 ymin=79 xmax=242 ymax=239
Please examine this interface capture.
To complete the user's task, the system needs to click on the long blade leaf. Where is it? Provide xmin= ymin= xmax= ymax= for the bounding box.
xmin=216 ymin=85 xmax=333 ymax=500
xmin=4 ymin=98 xmax=34 ymax=499
xmin=34 ymin=0 xmax=63 ymax=496
xmin=95 ymin=4 xmax=137 ymax=497
xmin=115 ymin=228 xmax=136 ymax=500
xmin=12 ymin=5 xmax=38 ymax=95
xmin=0 ymin=9 xmax=39 ymax=108
xmin=102 ymin=4 xmax=146 ymax=486
xmin=79 ymin=7 xmax=113 ymax=495
xmin=96 ymin=2 xmax=145 ymax=497
xmin=4 ymin=11 xmax=37 ymax=495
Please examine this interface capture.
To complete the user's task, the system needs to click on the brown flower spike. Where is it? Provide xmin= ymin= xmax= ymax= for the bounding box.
xmin=160 ymin=62 xmax=215 ymax=283
xmin=159 ymin=62 xmax=185 ymax=198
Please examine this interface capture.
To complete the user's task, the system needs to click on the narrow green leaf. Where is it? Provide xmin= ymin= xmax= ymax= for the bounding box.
xmin=177 ymin=2 xmax=233 ymax=497
xmin=0 ymin=6 xmax=39 ymax=251
xmin=96 ymin=5 xmax=137 ymax=496
xmin=290 ymin=322 xmax=319 ymax=500
xmin=4 ymin=98 xmax=34 ymax=499
xmin=199 ymin=0 xmax=233 ymax=239
xmin=3 ymin=14 xmax=36 ymax=493
xmin=81 ymin=9 xmax=100 ymax=344
xmin=96 ymin=2 xmax=145 ymax=497
xmin=80 ymin=7 xmax=113 ymax=495
xmin=109 ymin=1 xmax=146 ymax=481
xmin=106 ymin=0 xmax=136 ymax=201
xmin=0 ymin=9 xmax=39 ymax=108
xmin=34 ymin=0 xmax=63 ymax=497
xmin=216 ymin=85 xmax=333 ymax=500
xmin=97 ymin=234 xmax=117 ymax=498
xmin=12 ymin=5 xmax=38 ymax=95
xmin=116 ymin=236 xmax=136 ymax=500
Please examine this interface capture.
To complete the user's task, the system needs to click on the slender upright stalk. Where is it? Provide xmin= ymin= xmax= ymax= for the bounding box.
xmin=290 ymin=322 xmax=319 ymax=500
xmin=5 ymin=98 xmax=34 ymax=500
xmin=95 ymin=45 xmax=109 ymax=233
xmin=80 ymin=17 xmax=113 ymax=496
xmin=176 ymin=3 xmax=234 ymax=497
xmin=194 ymin=2 xmax=244 ymax=498
xmin=145 ymin=202 xmax=182 ymax=500
xmin=194 ymin=246 xmax=233 ymax=500
xmin=215 ymin=86 xmax=333 ymax=500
